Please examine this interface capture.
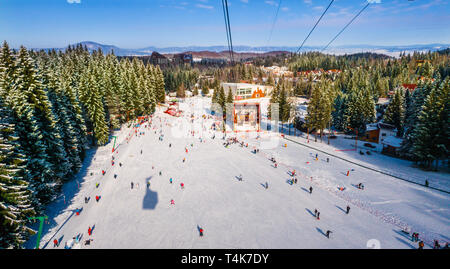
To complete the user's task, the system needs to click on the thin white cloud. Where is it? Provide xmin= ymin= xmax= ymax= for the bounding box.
xmin=67 ymin=0 xmax=81 ymax=3
xmin=196 ymin=4 xmax=214 ymax=9
xmin=241 ymin=0 xmax=249 ymax=3
xmin=281 ymin=7 xmax=289 ymax=12
xmin=304 ymin=0 xmax=312 ymax=5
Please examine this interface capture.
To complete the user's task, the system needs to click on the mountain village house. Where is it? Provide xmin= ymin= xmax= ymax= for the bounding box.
xmin=221 ymin=83 xmax=273 ymax=101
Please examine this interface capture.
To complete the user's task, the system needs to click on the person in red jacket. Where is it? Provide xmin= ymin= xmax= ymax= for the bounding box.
xmin=53 ymin=239 xmax=58 ymax=247
xmin=199 ymin=228 xmax=204 ymax=237
xmin=95 ymin=196 xmax=100 ymax=202
xmin=180 ymin=183 xmax=184 ymax=189
xmin=88 ymin=226 xmax=92 ymax=236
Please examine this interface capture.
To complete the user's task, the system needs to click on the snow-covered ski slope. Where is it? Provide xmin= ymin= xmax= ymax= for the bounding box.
xmin=33 ymin=97 xmax=449 ymax=249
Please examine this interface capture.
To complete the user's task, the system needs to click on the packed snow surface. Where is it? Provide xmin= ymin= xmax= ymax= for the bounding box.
xmin=31 ymin=97 xmax=449 ymax=249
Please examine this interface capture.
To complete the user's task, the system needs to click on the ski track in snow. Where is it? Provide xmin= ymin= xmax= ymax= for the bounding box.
xmin=32 ymin=97 xmax=450 ymax=249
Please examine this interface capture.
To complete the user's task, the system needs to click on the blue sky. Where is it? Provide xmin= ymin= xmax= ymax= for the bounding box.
xmin=0 ymin=0 xmax=449 ymax=49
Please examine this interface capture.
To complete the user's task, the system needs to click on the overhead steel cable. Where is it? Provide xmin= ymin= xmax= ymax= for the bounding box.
xmin=321 ymin=1 xmax=371 ymax=52
xmin=295 ymin=0 xmax=334 ymax=54
xmin=221 ymin=0 xmax=234 ymax=64
xmin=267 ymin=0 xmax=283 ymax=46
xmin=225 ymin=0 xmax=234 ymax=64
xmin=221 ymin=0 xmax=232 ymax=63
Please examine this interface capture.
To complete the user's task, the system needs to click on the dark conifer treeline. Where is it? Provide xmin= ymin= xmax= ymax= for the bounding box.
xmin=0 ymin=42 xmax=165 ymax=248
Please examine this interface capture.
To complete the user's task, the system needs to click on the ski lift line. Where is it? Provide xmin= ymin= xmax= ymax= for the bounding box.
xmin=221 ymin=0 xmax=231 ymax=61
xmin=267 ymin=0 xmax=283 ymax=46
xmin=221 ymin=0 xmax=234 ymax=64
xmin=321 ymin=2 xmax=370 ymax=52
xmin=221 ymin=0 xmax=232 ymax=62
xmin=295 ymin=0 xmax=335 ymax=54
xmin=224 ymin=0 xmax=234 ymax=64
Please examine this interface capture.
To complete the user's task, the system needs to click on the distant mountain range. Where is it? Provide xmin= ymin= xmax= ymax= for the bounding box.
xmin=35 ymin=41 xmax=450 ymax=58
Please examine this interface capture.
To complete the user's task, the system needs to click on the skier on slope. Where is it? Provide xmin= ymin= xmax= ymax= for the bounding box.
xmin=180 ymin=183 xmax=184 ymax=189
xmin=53 ymin=239 xmax=59 ymax=247
xmin=326 ymin=230 xmax=332 ymax=238
xmin=95 ymin=196 xmax=100 ymax=202
xmin=346 ymin=205 xmax=350 ymax=214
xmin=317 ymin=211 xmax=320 ymax=220
xmin=314 ymin=209 xmax=318 ymax=218
xmin=309 ymin=186 xmax=313 ymax=194
xmin=199 ymin=228 xmax=204 ymax=237
xmin=170 ymin=178 xmax=173 ymax=184
xmin=88 ymin=226 xmax=92 ymax=236
xmin=434 ymin=240 xmax=441 ymax=249
xmin=131 ymin=182 xmax=134 ymax=189
xmin=418 ymin=241 xmax=424 ymax=249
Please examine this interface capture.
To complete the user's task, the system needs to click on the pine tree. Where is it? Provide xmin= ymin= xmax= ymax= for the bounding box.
xmin=306 ymin=81 xmax=333 ymax=139
xmin=202 ymin=85 xmax=209 ymax=96
xmin=0 ymin=41 xmax=16 ymax=97
xmin=383 ymin=89 xmax=405 ymax=136
xmin=79 ymin=63 xmax=109 ymax=146
xmin=226 ymin=88 xmax=233 ymax=104
xmin=0 ymin=97 xmax=36 ymax=248
xmin=176 ymin=83 xmax=186 ymax=98
xmin=218 ymin=86 xmax=226 ymax=111
xmin=155 ymin=66 xmax=166 ymax=103
xmin=411 ymin=78 xmax=449 ymax=169
xmin=13 ymin=47 xmax=61 ymax=204
xmin=344 ymin=87 xmax=375 ymax=134
xmin=400 ymin=82 xmax=433 ymax=159
xmin=59 ymin=56 xmax=88 ymax=161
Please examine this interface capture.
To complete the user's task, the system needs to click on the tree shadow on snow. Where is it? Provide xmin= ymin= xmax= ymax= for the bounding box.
xmin=31 ymin=148 xmax=98 ymax=249
xmin=143 ymin=176 xmax=158 ymax=210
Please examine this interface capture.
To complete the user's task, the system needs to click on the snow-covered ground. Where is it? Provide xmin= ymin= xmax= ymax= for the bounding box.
xmin=28 ymin=96 xmax=449 ymax=249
